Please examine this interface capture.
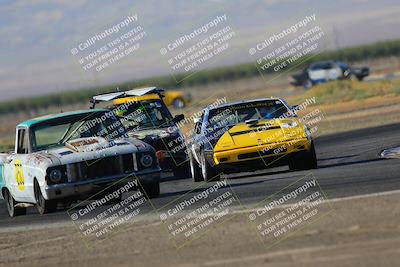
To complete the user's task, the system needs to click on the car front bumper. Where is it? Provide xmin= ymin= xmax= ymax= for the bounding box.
xmin=44 ymin=168 xmax=161 ymax=200
xmin=212 ymin=138 xmax=311 ymax=166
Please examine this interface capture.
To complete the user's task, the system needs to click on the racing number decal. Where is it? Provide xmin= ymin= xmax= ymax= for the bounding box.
xmin=14 ymin=159 xmax=25 ymax=191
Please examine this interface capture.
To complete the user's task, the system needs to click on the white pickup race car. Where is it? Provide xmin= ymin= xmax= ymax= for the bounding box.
xmin=0 ymin=109 xmax=161 ymax=217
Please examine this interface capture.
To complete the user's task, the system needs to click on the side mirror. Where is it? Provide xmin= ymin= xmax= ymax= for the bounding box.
xmin=172 ymin=114 xmax=185 ymax=123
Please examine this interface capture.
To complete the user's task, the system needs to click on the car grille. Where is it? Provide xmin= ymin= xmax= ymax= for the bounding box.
xmin=230 ymin=126 xmax=281 ymax=136
xmin=237 ymin=147 xmax=287 ymax=160
xmin=66 ymin=154 xmax=135 ymax=182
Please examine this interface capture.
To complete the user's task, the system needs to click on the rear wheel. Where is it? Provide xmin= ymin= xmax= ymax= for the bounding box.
xmin=140 ymin=181 xmax=160 ymax=199
xmin=34 ymin=181 xmax=57 ymax=215
xmin=4 ymin=189 xmax=26 ymax=217
xmin=200 ymin=152 xmax=220 ymax=182
xmin=289 ymin=142 xmax=318 ymax=171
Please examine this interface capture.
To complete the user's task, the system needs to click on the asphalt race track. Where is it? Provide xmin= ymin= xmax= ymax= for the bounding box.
xmin=1 ymin=123 xmax=399 ymax=228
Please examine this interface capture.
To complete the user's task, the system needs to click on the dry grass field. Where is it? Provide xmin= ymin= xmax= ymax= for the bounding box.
xmin=1 ymin=57 xmax=400 ymax=152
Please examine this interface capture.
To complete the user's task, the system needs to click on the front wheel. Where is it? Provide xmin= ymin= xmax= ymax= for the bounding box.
xmin=200 ymin=152 xmax=220 ymax=182
xmin=190 ymin=152 xmax=203 ymax=182
xmin=289 ymin=142 xmax=318 ymax=171
xmin=348 ymin=73 xmax=357 ymax=81
xmin=303 ymin=79 xmax=313 ymax=89
xmin=4 ymin=189 xmax=26 ymax=217
xmin=34 ymin=182 xmax=57 ymax=215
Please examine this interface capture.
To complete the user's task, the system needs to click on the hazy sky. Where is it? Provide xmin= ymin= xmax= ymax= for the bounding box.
xmin=1 ymin=0 xmax=399 ymax=100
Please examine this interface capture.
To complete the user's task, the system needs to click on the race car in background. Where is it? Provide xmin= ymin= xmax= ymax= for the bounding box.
xmin=0 ymin=109 xmax=161 ymax=217
xmin=163 ymin=90 xmax=192 ymax=108
xmin=290 ymin=60 xmax=369 ymax=89
xmin=91 ymin=87 xmax=191 ymax=178
xmin=189 ymin=98 xmax=317 ymax=182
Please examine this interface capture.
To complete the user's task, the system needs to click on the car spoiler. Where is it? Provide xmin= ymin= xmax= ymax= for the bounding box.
xmin=90 ymin=87 xmax=165 ymax=108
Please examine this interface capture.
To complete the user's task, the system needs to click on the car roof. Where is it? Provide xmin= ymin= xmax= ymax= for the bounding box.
xmin=205 ymin=97 xmax=284 ymax=112
xmin=112 ymin=94 xmax=161 ymax=105
xmin=17 ymin=109 xmax=109 ymax=128
xmin=309 ymin=60 xmax=335 ymax=68
xmin=92 ymin=87 xmax=164 ymax=102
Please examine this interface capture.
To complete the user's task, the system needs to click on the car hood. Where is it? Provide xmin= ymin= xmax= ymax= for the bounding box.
xmin=213 ymin=118 xmax=306 ymax=152
xmin=128 ymin=127 xmax=180 ymax=142
xmin=27 ymin=137 xmax=144 ymax=168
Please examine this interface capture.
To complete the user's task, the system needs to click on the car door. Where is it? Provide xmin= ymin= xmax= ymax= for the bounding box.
xmin=326 ymin=62 xmax=342 ymax=80
xmin=7 ymin=128 xmax=31 ymax=202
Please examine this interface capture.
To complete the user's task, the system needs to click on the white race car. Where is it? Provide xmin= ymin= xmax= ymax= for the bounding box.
xmin=0 ymin=109 xmax=161 ymax=217
xmin=291 ymin=60 xmax=369 ymax=89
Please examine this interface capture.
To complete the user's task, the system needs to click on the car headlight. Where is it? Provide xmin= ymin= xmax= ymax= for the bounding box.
xmin=159 ymin=131 xmax=170 ymax=138
xmin=140 ymin=154 xmax=154 ymax=168
xmin=134 ymin=134 xmax=146 ymax=140
xmin=281 ymin=121 xmax=298 ymax=128
xmin=49 ymin=169 xmax=63 ymax=183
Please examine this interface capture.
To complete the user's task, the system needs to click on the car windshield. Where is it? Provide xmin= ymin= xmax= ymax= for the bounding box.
xmin=336 ymin=61 xmax=349 ymax=70
xmin=113 ymin=100 xmax=173 ymax=130
xmin=309 ymin=61 xmax=334 ymax=70
xmin=208 ymin=100 xmax=290 ymax=128
xmin=30 ymin=111 xmax=126 ymax=151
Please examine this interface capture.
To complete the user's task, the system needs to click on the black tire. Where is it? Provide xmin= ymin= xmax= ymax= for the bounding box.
xmin=34 ymin=181 xmax=57 ymax=215
xmin=4 ymin=189 xmax=26 ymax=217
xmin=289 ymin=142 xmax=318 ymax=171
xmin=348 ymin=74 xmax=357 ymax=81
xmin=200 ymin=152 xmax=220 ymax=182
xmin=303 ymin=79 xmax=313 ymax=89
xmin=140 ymin=181 xmax=160 ymax=199
xmin=172 ymin=98 xmax=185 ymax=108
xmin=173 ymin=162 xmax=191 ymax=179
xmin=190 ymin=152 xmax=203 ymax=182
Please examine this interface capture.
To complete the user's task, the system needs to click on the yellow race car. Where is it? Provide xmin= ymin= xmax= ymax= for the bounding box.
xmin=105 ymin=89 xmax=191 ymax=109
xmin=188 ymin=98 xmax=317 ymax=182
xmin=163 ymin=90 xmax=192 ymax=108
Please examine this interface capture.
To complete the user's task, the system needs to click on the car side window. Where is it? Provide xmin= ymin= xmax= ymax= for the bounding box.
xmin=17 ymin=129 xmax=29 ymax=154
xmin=324 ymin=62 xmax=334 ymax=69
xmin=194 ymin=112 xmax=205 ymax=135
xmin=194 ymin=122 xmax=201 ymax=134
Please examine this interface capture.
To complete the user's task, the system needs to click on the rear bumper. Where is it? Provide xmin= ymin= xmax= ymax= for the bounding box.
xmin=44 ymin=168 xmax=161 ymax=200
xmin=213 ymin=138 xmax=310 ymax=166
